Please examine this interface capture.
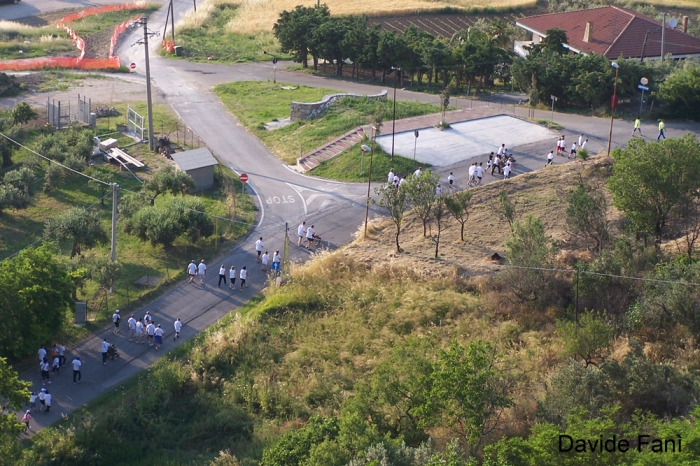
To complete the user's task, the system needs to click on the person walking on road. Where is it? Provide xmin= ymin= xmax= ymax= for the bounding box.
xmin=40 ymin=358 xmax=50 ymax=385
xmin=633 ymin=118 xmax=643 ymax=137
xmin=273 ymin=250 xmax=281 ymax=271
xmin=112 ymin=309 xmax=121 ymax=334
xmin=297 ymin=222 xmax=306 ymax=246
xmin=387 ymin=169 xmax=394 ymax=184
xmin=38 ymin=388 xmax=46 ymax=411
xmin=58 ymin=343 xmax=66 ymax=367
xmin=198 ymin=260 xmax=207 ymax=284
xmin=154 ymin=324 xmax=164 ymax=350
xmin=21 ymin=410 xmax=31 ymax=433
xmin=52 ymin=354 xmax=60 ymax=376
xmin=546 ymin=150 xmax=554 ymax=166
xmin=37 ymin=345 xmax=46 ymax=365
xmin=43 ymin=391 xmax=52 ymax=414
xmin=174 ymin=318 xmax=182 ymax=341
xmin=29 ymin=392 xmax=37 ymax=412
xmin=101 ymin=339 xmax=110 ymax=365
xmin=187 ymin=260 xmax=197 ymax=283
xmin=218 ymin=265 xmax=227 ymax=288
xmin=306 ymin=225 xmax=315 ymax=249
xmin=261 ymin=251 xmax=269 ymax=271
xmin=229 ymin=266 xmax=236 ymax=289
xmin=127 ymin=314 xmax=136 ymax=341
xmin=144 ymin=311 xmax=152 ymax=325
xmin=255 ymin=237 xmax=264 ymax=262
xmin=147 ymin=321 xmax=156 ymax=346
xmin=578 ymin=133 xmax=585 ymax=148
xmin=135 ymin=318 xmax=145 ymax=344
xmin=72 ymin=356 xmax=82 ymax=383
xmin=448 ymin=172 xmax=455 ymax=187
xmin=657 ymin=120 xmax=666 ymax=140
xmin=239 ymin=266 xmax=248 ymax=290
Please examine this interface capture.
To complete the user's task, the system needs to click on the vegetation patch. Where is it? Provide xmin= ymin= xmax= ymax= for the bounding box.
xmin=215 ymin=81 xmax=441 ymax=166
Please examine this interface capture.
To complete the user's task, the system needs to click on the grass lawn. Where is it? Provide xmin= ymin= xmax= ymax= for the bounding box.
xmin=164 ymin=3 xmax=291 ymax=63
xmin=311 ymin=140 xmax=430 ymax=182
xmin=215 ymin=81 xmax=442 ymax=166
xmin=66 ymin=4 xmax=160 ymax=36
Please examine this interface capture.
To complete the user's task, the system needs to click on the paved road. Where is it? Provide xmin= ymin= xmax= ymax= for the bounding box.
xmin=14 ymin=0 xmax=700 ymax=434
xmin=0 ymin=0 xmax=166 ymax=22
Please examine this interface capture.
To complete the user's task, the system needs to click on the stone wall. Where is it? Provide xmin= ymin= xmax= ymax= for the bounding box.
xmin=290 ymin=91 xmax=387 ymax=122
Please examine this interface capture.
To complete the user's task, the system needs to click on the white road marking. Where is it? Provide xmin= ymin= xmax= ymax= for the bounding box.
xmin=285 ymin=182 xmax=307 ymax=216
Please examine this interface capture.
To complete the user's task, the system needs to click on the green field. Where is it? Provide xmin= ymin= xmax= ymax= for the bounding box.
xmin=215 ymin=81 xmax=441 ymax=167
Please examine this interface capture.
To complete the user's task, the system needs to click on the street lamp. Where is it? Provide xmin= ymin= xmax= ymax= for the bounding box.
xmin=607 ymin=61 xmax=620 ymax=156
xmin=362 ymin=144 xmax=374 ymax=238
xmin=387 ymin=67 xmax=401 ymax=160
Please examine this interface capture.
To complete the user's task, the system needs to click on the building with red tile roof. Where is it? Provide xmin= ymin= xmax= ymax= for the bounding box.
xmin=515 ymin=6 xmax=700 ymax=60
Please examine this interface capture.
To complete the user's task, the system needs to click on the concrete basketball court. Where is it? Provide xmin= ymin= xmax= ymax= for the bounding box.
xmin=375 ymin=115 xmax=556 ymax=166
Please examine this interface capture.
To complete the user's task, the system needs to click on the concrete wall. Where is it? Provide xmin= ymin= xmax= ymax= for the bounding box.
xmin=186 ymin=166 xmax=214 ymax=193
xmin=290 ymin=91 xmax=387 ymax=122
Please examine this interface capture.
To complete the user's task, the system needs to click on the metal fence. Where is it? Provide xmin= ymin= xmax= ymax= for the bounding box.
xmin=77 ymin=94 xmax=92 ymax=126
xmin=47 ymin=98 xmax=70 ymax=129
xmin=127 ymin=106 xmax=145 ymax=141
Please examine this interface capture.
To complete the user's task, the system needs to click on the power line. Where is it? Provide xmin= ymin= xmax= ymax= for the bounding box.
xmin=497 ymin=264 xmax=700 ymax=287
xmin=0 ymin=131 xmax=112 ymax=186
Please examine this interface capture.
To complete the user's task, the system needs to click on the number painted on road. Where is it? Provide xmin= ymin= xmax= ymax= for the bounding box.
xmin=266 ymin=195 xmax=295 ymax=204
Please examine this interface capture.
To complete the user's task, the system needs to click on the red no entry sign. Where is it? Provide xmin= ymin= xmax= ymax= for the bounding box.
xmin=130 ymin=62 xmax=136 ymax=70
xmin=239 ymin=173 xmax=248 ymax=183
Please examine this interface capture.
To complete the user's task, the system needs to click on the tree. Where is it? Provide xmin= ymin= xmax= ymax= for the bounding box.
xmin=313 ymin=17 xmax=347 ymax=76
xmin=504 ymin=214 xmax=558 ymax=304
xmin=130 ymin=204 xmax=182 ymax=250
xmin=418 ymin=340 xmax=513 ymax=455
xmin=172 ymin=197 xmax=215 ymax=243
xmin=0 ymin=357 xmax=30 ymax=465
xmin=0 ymin=245 xmax=73 ymax=360
xmin=607 ymin=135 xmax=700 ymax=247
xmin=658 ymin=63 xmax=700 ymax=120
xmin=44 ymin=208 xmax=109 ymax=258
xmin=404 ymin=169 xmax=440 ymax=238
xmin=565 ymin=182 xmax=609 ymax=254
xmin=0 ymin=166 xmax=35 ymax=214
xmin=142 ymin=165 xmax=195 ymax=205
xmin=557 ymin=311 xmax=613 ymax=367
xmin=273 ymin=5 xmax=330 ymax=69
xmin=43 ymin=162 xmax=64 ymax=193
xmin=494 ymin=190 xmax=516 ymax=230
xmin=375 ymin=183 xmax=410 ymax=252
xmin=539 ymin=28 xmax=569 ymax=55
xmin=377 ymin=31 xmax=407 ymax=83
xmin=429 ymin=197 xmax=448 ymax=258
xmin=445 ymin=190 xmax=473 ymax=241
xmin=11 ymin=102 xmax=37 ymax=126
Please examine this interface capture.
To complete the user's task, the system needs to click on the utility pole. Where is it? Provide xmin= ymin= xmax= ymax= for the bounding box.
xmin=661 ymin=13 xmax=666 ymax=62
xmin=170 ymin=0 xmax=175 ymax=42
xmin=136 ymin=18 xmax=156 ymax=151
xmin=111 ymin=183 xmax=120 ymax=262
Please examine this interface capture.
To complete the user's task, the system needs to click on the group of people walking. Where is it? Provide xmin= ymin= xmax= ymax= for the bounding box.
xmin=115 ymin=310 xmax=182 ymax=351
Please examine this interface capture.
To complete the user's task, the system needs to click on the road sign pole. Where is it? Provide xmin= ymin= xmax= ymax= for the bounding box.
xmin=639 ymin=89 xmax=645 ymax=115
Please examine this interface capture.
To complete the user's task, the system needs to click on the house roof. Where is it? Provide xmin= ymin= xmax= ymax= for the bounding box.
xmin=171 ymin=147 xmax=218 ymax=171
xmin=516 ymin=6 xmax=700 ymax=59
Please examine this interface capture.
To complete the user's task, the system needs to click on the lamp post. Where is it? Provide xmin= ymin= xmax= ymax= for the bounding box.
xmin=388 ymin=67 xmax=400 ymax=160
xmin=607 ymin=61 xmax=620 ymax=156
xmin=362 ymin=144 xmax=374 ymax=238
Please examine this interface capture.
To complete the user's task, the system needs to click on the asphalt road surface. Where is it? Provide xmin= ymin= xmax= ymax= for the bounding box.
xmin=13 ymin=0 xmax=700 ymax=434
xmin=0 ymin=0 xmax=166 ymax=22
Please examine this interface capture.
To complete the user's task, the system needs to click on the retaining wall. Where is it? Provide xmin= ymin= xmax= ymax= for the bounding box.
xmin=290 ymin=90 xmax=387 ymax=121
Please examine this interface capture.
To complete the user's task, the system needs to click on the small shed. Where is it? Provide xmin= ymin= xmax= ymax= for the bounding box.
xmin=171 ymin=147 xmax=218 ymax=193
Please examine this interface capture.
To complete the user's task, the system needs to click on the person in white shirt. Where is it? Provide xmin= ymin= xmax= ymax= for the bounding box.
xmin=297 ymin=221 xmax=306 ymax=246
xmin=144 ymin=311 xmax=152 ymax=324
xmin=135 ymin=318 xmax=145 ymax=344
xmin=58 ymin=343 xmax=66 ymax=367
xmin=218 ymin=265 xmax=227 ymax=288
xmin=414 ymin=167 xmax=422 ymax=177
xmin=570 ymin=142 xmax=577 ymax=159
xmin=435 ymin=184 xmax=442 ymax=197
xmin=174 ymin=318 xmax=183 ymax=341
xmin=229 ymin=266 xmax=236 ymax=289
xmin=147 ymin=322 xmax=156 ymax=346
xmin=187 ymin=260 xmax=197 ymax=283
xmin=127 ymin=315 xmax=136 ymax=341
xmin=38 ymin=346 xmax=46 ymax=363
xmin=154 ymin=324 xmax=164 ymax=350
xmin=239 ymin=266 xmax=248 ymax=290
xmin=43 ymin=391 xmax=52 ymax=413
xmin=101 ymin=338 xmax=110 ymax=365
xmin=546 ymin=151 xmax=554 ymax=166
xmin=475 ymin=163 xmax=484 ymax=185
xmin=503 ymin=164 xmax=512 ymax=179
xmin=306 ymin=225 xmax=315 ymax=248
xmin=399 ymin=176 xmax=406 ymax=187
xmin=52 ymin=356 xmax=60 ymax=375
xmin=198 ymin=260 xmax=206 ymax=283
xmin=468 ymin=163 xmax=476 ymax=187
xmin=255 ymin=237 xmax=264 ymax=262
xmin=112 ymin=309 xmax=121 ymax=334
xmin=497 ymin=144 xmax=506 ymax=157
xmin=38 ymin=388 xmax=46 ymax=410
xmin=448 ymin=172 xmax=455 ymax=186
xmin=387 ymin=169 xmax=394 ymax=184
xmin=582 ymin=139 xmax=588 ymax=149
xmin=261 ymin=251 xmax=269 ymax=271
xmin=578 ymin=133 xmax=584 ymax=148
xmin=72 ymin=357 xmax=82 ymax=383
